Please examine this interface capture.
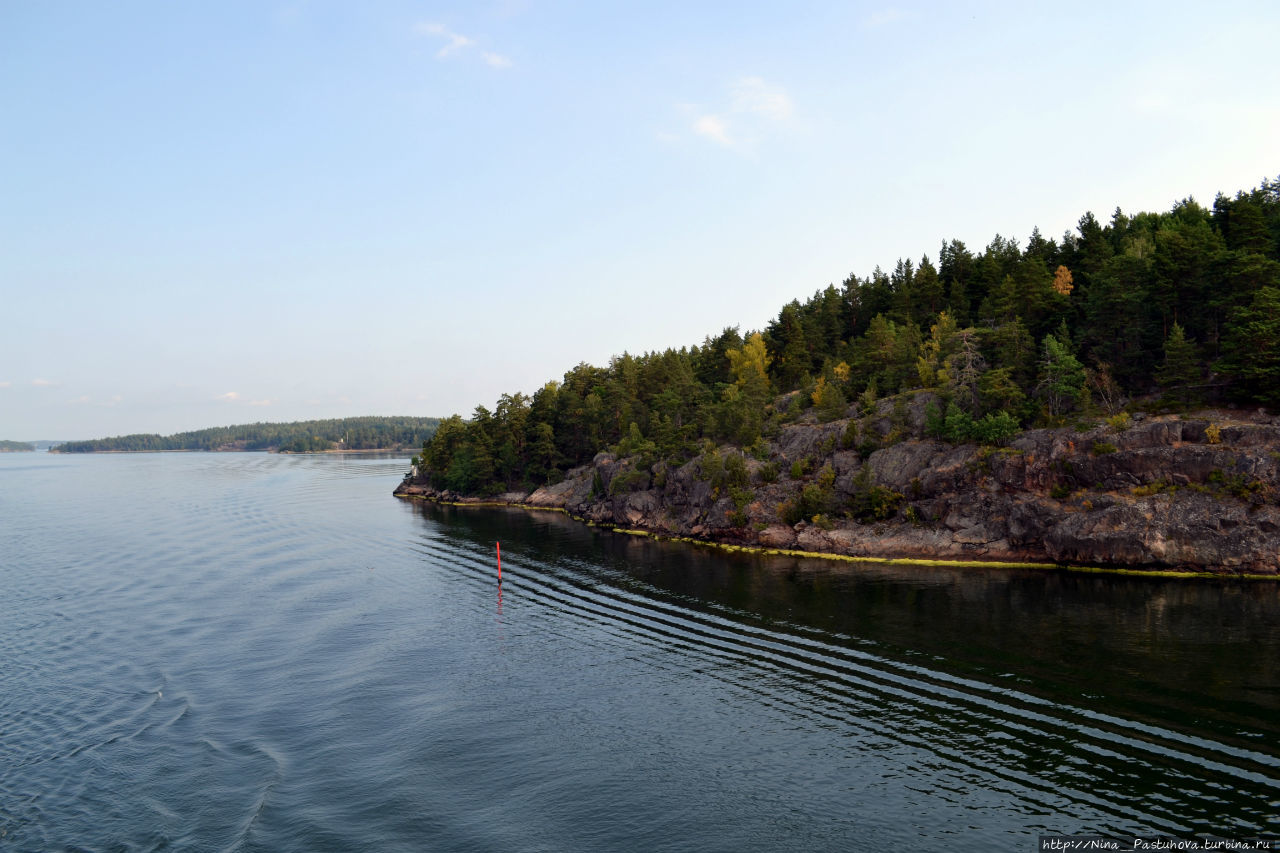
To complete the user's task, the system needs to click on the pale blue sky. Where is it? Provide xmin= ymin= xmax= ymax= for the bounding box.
xmin=3 ymin=1 xmax=1277 ymax=440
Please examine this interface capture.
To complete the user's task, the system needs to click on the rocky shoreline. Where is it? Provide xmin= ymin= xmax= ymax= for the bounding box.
xmin=396 ymin=397 xmax=1280 ymax=577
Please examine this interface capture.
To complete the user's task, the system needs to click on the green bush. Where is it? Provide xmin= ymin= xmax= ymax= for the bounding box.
xmin=924 ymin=402 xmax=945 ymax=438
xmin=789 ymin=456 xmax=815 ymax=480
xmin=1107 ymin=412 xmax=1132 ymax=432
xmin=1209 ymin=469 xmax=1273 ymax=503
xmin=842 ymin=419 xmax=861 ymax=449
xmin=698 ymin=449 xmax=724 ymax=483
xmin=779 ymin=473 xmax=836 ymax=525
xmin=722 ymin=452 xmax=749 ymax=489
xmin=928 ymin=402 xmax=1020 ymax=445
xmin=816 ymin=463 xmax=836 ymax=489
xmin=943 ymin=403 xmax=976 ymax=442
xmin=608 ymin=467 xmax=650 ymax=496
xmin=971 ymin=410 xmax=1020 ymax=444
xmin=847 ymin=464 xmax=903 ymax=521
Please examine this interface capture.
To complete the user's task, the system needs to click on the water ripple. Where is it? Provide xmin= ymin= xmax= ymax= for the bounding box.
xmin=2 ymin=452 xmax=1277 ymax=851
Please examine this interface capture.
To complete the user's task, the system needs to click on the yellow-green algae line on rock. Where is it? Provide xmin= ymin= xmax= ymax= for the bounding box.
xmin=619 ymin=529 xmax=1063 ymax=571
xmin=632 ymin=531 xmax=1278 ymax=579
xmin=393 ymin=493 xmax=1279 ymax=580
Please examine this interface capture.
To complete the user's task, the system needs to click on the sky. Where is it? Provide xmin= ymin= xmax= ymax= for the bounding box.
xmin=2 ymin=1 xmax=1278 ymax=441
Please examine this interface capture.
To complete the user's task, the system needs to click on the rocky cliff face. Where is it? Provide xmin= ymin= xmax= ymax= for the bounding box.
xmin=396 ymin=400 xmax=1280 ymax=575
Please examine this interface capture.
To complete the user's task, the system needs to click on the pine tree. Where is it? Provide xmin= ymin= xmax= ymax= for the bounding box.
xmin=812 ymin=375 xmax=849 ymax=422
xmin=1220 ymin=287 xmax=1280 ymax=407
xmin=1156 ymin=323 xmax=1201 ymax=407
xmin=1037 ymin=334 xmax=1087 ymax=417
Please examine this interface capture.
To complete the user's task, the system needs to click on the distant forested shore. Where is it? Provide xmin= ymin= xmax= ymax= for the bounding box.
xmin=52 ymin=417 xmax=439 ymax=454
xmin=0 ymin=440 xmax=36 ymax=452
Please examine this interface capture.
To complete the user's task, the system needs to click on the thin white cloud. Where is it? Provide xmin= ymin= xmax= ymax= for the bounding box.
xmin=0 ymin=381 xmax=10 ymax=389
xmin=416 ymin=22 xmax=475 ymax=58
xmin=248 ymin=398 xmax=273 ymax=407
xmin=415 ymin=21 xmax=511 ymax=67
xmin=679 ymin=76 xmax=794 ymax=150
xmin=694 ymin=114 xmax=732 ymax=146
xmin=732 ymin=77 xmax=792 ymax=121
xmin=32 ymin=378 xmax=53 ymax=387
xmin=217 ymin=391 xmax=240 ymax=402
xmin=482 ymin=51 xmax=513 ymax=69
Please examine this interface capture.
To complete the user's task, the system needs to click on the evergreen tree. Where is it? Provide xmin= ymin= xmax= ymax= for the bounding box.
xmin=916 ymin=310 xmax=959 ymax=388
xmin=1037 ymin=334 xmax=1087 ymax=417
xmin=811 ymin=374 xmax=849 ymax=422
xmin=766 ymin=303 xmax=812 ymax=388
xmin=939 ymin=239 xmax=974 ymax=323
xmin=693 ymin=328 xmax=742 ymax=387
xmin=890 ymin=257 xmax=916 ymax=324
xmin=1155 ymin=323 xmax=1202 ymax=407
xmin=985 ymin=318 xmax=1036 ymax=389
xmin=939 ymin=328 xmax=986 ymax=413
xmin=1220 ymin=287 xmax=1280 ymax=407
xmin=913 ymin=255 xmax=944 ymax=320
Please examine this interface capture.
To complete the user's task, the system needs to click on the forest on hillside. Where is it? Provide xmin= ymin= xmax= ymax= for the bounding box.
xmin=416 ymin=179 xmax=1280 ymax=496
xmin=53 ymin=417 xmax=440 ymax=453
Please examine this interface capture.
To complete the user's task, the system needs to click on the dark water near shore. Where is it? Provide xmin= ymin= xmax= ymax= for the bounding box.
xmin=2 ymin=452 xmax=1277 ymax=851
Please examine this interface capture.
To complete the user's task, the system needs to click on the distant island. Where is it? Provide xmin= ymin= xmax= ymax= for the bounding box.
xmin=398 ymin=177 xmax=1280 ymax=575
xmin=0 ymin=440 xmax=36 ymax=452
xmin=52 ymin=417 xmax=439 ymax=454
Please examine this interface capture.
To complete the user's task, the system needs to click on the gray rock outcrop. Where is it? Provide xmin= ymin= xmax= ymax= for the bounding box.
xmin=396 ymin=411 xmax=1280 ymax=575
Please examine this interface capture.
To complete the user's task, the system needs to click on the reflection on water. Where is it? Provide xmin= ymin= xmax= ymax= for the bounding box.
xmin=419 ymin=503 xmax=1280 ymax=836
xmin=1 ymin=452 xmax=1276 ymax=851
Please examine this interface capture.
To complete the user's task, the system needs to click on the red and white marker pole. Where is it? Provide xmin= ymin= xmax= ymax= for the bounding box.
xmin=496 ymin=541 xmax=502 ymax=581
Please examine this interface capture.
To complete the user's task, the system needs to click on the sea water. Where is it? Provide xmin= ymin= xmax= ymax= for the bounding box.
xmin=2 ymin=452 xmax=1277 ymax=850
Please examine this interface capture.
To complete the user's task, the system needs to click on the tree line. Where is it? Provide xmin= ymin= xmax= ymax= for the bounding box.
xmin=53 ymin=417 xmax=440 ymax=453
xmin=416 ymin=178 xmax=1280 ymax=495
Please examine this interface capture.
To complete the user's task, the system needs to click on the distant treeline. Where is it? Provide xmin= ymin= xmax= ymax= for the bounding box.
xmin=416 ymin=177 xmax=1280 ymax=495
xmin=0 ymin=440 xmax=36 ymax=452
xmin=52 ymin=417 xmax=440 ymax=453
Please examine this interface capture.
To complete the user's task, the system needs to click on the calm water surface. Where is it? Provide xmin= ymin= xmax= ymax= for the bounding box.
xmin=1 ymin=452 xmax=1277 ymax=851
